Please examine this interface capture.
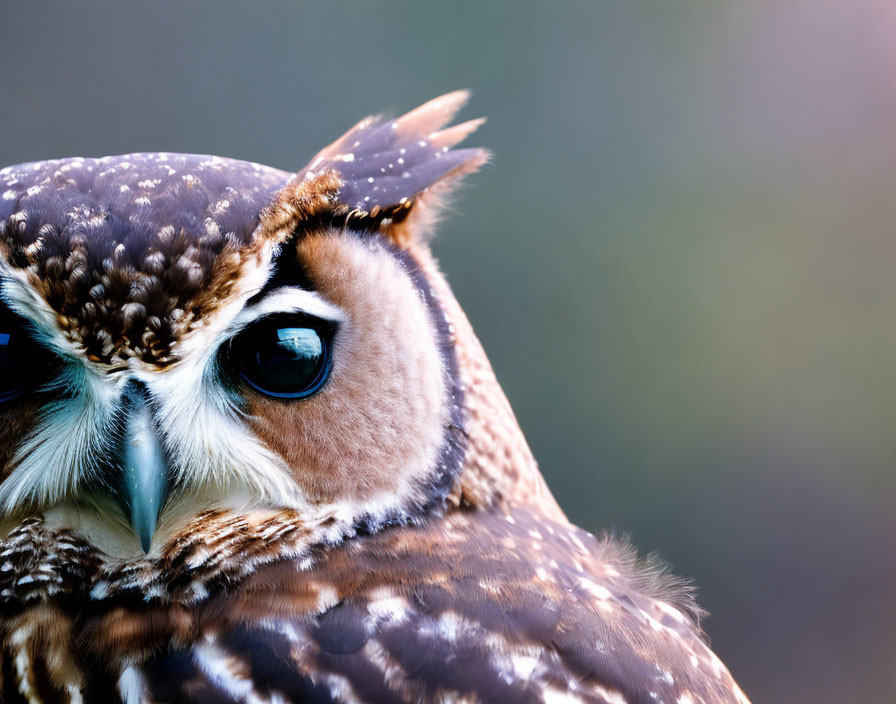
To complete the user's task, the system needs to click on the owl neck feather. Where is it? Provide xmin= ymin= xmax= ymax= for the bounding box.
xmin=411 ymin=245 xmax=564 ymax=520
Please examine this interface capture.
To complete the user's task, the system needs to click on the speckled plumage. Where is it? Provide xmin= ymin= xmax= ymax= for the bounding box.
xmin=0 ymin=93 xmax=750 ymax=703
xmin=0 ymin=153 xmax=288 ymax=366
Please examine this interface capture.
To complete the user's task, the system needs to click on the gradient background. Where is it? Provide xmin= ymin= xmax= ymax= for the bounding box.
xmin=2 ymin=2 xmax=894 ymax=701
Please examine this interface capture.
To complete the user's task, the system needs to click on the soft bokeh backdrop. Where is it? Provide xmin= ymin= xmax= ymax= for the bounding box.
xmin=3 ymin=2 xmax=894 ymax=700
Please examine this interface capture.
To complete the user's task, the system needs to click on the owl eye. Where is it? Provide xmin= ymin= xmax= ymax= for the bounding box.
xmin=227 ymin=314 xmax=334 ymax=400
xmin=0 ymin=315 xmax=55 ymax=403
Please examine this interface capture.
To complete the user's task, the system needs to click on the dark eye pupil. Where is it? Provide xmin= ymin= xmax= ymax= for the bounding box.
xmin=0 ymin=326 xmax=48 ymax=402
xmin=232 ymin=317 xmax=333 ymax=400
xmin=253 ymin=327 xmax=324 ymax=388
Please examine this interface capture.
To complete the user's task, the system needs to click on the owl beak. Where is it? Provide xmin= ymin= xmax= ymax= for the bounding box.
xmin=114 ymin=380 xmax=171 ymax=553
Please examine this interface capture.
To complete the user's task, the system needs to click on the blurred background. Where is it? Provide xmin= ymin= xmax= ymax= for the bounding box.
xmin=2 ymin=1 xmax=894 ymax=700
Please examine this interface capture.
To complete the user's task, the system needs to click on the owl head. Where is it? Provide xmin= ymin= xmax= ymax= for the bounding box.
xmin=0 ymin=92 xmax=553 ymax=558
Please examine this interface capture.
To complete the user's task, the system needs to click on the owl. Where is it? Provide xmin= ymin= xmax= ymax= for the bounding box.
xmin=0 ymin=92 xmax=749 ymax=704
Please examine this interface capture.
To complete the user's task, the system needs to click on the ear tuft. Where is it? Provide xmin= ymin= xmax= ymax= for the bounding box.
xmin=269 ymin=92 xmax=488 ymax=246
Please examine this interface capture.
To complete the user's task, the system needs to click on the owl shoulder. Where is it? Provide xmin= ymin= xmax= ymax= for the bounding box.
xmin=78 ymin=507 xmax=746 ymax=703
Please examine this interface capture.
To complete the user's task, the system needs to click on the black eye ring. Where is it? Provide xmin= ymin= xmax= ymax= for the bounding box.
xmin=225 ymin=313 xmax=335 ymax=400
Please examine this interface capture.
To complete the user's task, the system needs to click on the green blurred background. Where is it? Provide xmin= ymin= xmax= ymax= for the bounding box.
xmin=3 ymin=2 xmax=894 ymax=700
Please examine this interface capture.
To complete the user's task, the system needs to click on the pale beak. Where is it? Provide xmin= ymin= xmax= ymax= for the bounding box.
xmin=114 ymin=380 xmax=171 ymax=553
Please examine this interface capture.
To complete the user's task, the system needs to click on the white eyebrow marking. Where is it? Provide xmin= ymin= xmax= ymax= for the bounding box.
xmin=227 ymin=286 xmax=346 ymax=334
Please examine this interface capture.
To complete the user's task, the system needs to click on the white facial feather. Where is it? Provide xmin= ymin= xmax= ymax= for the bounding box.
xmin=228 ymin=286 xmax=346 ymax=331
xmin=0 ymin=365 xmax=117 ymax=512
xmin=141 ymin=344 xmax=307 ymax=510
